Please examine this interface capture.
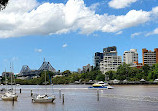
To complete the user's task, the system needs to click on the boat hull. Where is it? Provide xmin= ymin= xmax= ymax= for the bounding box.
xmin=32 ymin=98 xmax=55 ymax=103
xmin=2 ymin=96 xmax=18 ymax=101
xmin=88 ymin=86 xmax=108 ymax=89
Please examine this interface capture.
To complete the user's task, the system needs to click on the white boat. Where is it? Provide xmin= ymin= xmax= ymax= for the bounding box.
xmin=89 ymin=81 xmax=114 ymax=89
xmin=1 ymin=91 xmax=18 ymax=101
xmin=32 ymin=70 xmax=55 ymax=103
xmin=32 ymin=94 xmax=55 ymax=103
xmin=1 ymin=65 xmax=18 ymax=101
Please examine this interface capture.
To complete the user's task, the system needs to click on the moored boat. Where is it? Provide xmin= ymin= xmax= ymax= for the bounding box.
xmin=32 ymin=70 xmax=55 ymax=103
xmin=1 ymin=91 xmax=18 ymax=101
xmin=32 ymin=94 xmax=55 ymax=103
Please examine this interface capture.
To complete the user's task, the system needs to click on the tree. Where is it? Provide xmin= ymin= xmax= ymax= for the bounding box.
xmin=117 ymin=63 xmax=131 ymax=80
xmin=96 ymin=74 xmax=105 ymax=81
xmin=141 ymin=64 xmax=150 ymax=76
xmin=105 ymin=71 xmax=116 ymax=80
xmin=0 ymin=0 xmax=9 ymax=10
xmin=62 ymin=70 xmax=72 ymax=77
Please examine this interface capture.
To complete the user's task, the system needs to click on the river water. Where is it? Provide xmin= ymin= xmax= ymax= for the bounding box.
xmin=0 ymin=85 xmax=158 ymax=111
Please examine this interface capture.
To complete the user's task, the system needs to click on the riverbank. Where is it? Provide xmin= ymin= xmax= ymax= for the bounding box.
xmin=72 ymin=81 xmax=158 ymax=85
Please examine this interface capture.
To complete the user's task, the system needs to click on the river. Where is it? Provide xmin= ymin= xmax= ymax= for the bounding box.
xmin=0 ymin=85 xmax=158 ymax=111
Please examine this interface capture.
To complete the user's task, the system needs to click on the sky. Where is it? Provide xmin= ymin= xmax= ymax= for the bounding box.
xmin=0 ymin=0 xmax=158 ymax=74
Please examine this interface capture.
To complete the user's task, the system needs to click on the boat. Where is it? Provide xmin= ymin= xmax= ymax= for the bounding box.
xmin=32 ymin=70 xmax=55 ymax=103
xmin=1 ymin=91 xmax=18 ymax=101
xmin=1 ymin=65 xmax=18 ymax=101
xmin=88 ymin=81 xmax=114 ymax=89
xmin=32 ymin=94 xmax=55 ymax=103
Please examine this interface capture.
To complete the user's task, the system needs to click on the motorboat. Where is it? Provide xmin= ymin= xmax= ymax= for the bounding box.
xmin=89 ymin=81 xmax=114 ymax=89
xmin=1 ymin=91 xmax=18 ymax=101
xmin=32 ymin=94 xmax=55 ymax=103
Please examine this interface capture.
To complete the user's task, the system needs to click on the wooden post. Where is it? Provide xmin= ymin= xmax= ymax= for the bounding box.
xmin=12 ymin=97 xmax=14 ymax=105
xmin=59 ymin=89 xmax=61 ymax=99
xmin=31 ymin=90 xmax=33 ymax=96
xmin=97 ymin=89 xmax=99 ymax=101
xmin=20 ymin=88 xmax=21 ymax=93
xmin=62 ymin=94 xmax=64 ymax=104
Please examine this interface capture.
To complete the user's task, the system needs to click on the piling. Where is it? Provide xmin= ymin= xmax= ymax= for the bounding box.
xmin=59 ymin=89 xmax=61 ymax=99
xmin=97 ymin=89 xmax=99 ymax=101
xmin=12 ymin=97 xmax=14 ymax=105
xmin=20 ymin=88 xmax=21 ymax=93
xmin=62 ymin=94 xmax=64 ymax=104
xmin=31 ymin=90 xmax=33 ymax=97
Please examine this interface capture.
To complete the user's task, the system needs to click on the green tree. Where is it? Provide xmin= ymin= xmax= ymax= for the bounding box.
xmin=96 ymin=74 xmax=105 ymax=81
xmin=117 ymin=63 xmax=131 ymax=80
xmin=62 ymin=70 xmax=72 ymax=77
xmin=69 ymin=73 xmax=80 ymax=83
xmin=141 ymin=64 xmax=150 ymax=76
xmin=105 ymin=71 xmax=116 ymax=80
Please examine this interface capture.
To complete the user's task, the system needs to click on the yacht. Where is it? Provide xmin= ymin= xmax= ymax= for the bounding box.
xmin=1 ymin=65 xmax=18 ymax=101
xmin=1 ymin=91 xmax=18 ymax=101
xmin=89 ymin=81 xmax=114 ymax=89
xmin=32 ymin=70 xmax=55 ymax=103
xmin=32 ymin=94 xmax=55 ymax=103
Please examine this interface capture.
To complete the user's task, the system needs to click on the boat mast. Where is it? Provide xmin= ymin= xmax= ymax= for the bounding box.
xmin=5 ymin=68 xmax=8 ymax=90
xmin=45 ymin=70 xmax=47 ymax=95
xmin=10 ymin=62 xmax=13 ymax=90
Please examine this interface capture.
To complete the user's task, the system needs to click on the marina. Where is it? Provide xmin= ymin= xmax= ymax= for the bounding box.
xmin=0 ymin=85 xmax=158 ymax=111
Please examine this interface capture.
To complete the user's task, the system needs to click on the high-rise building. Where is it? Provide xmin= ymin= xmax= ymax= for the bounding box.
xmin=94 ymin=52 xmax=103 ymax=69
xmin=123 ymin=49 xmax=138 ymax=65
xmin=100 ymin=46 xmax=122 ymax=74
xmin=142 ymin=48 xmax=158 ymax=66
xmin=103 ymin=46 xmax=117 ymax=56
xmin=100 ymin=56 xmax=122 ymax=74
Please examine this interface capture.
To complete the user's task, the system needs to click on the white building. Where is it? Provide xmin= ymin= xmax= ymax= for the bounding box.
xmin=100 ymin=56 xmax=122 ymax=74
xmin=123 ymin=49 xmax=138 ymax=65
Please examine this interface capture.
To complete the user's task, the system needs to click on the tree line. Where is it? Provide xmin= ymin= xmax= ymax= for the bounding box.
xmin=2 ymin=63 xmax=158 ymax=85
xmin=106 ymin=63 xmax=158 ymax=81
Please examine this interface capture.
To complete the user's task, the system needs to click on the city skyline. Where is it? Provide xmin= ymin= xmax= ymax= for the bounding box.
xmin=0 ymin=0 xmax=158 ymax=74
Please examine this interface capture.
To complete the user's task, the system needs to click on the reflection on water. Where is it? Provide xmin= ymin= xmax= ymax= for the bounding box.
xmin=0 ymin=85 xmax=158 ymax=111
xmin=101 ymin=94 xmax=158 ymax=102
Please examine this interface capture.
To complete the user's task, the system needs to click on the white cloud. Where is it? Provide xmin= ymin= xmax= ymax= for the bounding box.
xmin=35 ymin=48 xmax=43 ymax=53
xmin=0 ymin=0 xmax=154 ymax=38
xmin=101 ymin=10 xmax=150 ymax=32
xmin=62 ymin=43 xmax=68 ymax=48
xmin=116 ymin=31 xmax=122 ymax=35
xmin=108 ymin=0 xmax=137 ymax=9
xmin=89 ymin=3 xmax=100 ymax=11
xmin=151 ymin=6 xmax=158 ymax=15
xmin=146 ymin=28 xmax=158 ymax=36
xmin=131 ymin=32 xmax=141 ymax=38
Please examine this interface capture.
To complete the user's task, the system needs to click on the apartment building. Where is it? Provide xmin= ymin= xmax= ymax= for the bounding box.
xmin=123 ymin=49 xmax=138 ymax=65
xmin=142 ymin=48 xmax=158 ymax=66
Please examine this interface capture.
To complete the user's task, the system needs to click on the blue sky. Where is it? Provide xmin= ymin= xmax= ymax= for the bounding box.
xmin=0 ymin=0 xmax=158 ymax=74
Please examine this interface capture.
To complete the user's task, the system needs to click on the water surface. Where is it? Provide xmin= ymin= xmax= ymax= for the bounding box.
xmin=0 ymin=85 xmax=158 ymax=111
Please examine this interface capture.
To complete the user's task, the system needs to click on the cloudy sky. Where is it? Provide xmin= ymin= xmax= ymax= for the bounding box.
xmin=0 ymin=0 xmax=158 ymax=74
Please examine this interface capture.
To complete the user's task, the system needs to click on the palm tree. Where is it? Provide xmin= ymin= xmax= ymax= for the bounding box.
xmin=0 ymin=0 xmax=9 ymax=10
